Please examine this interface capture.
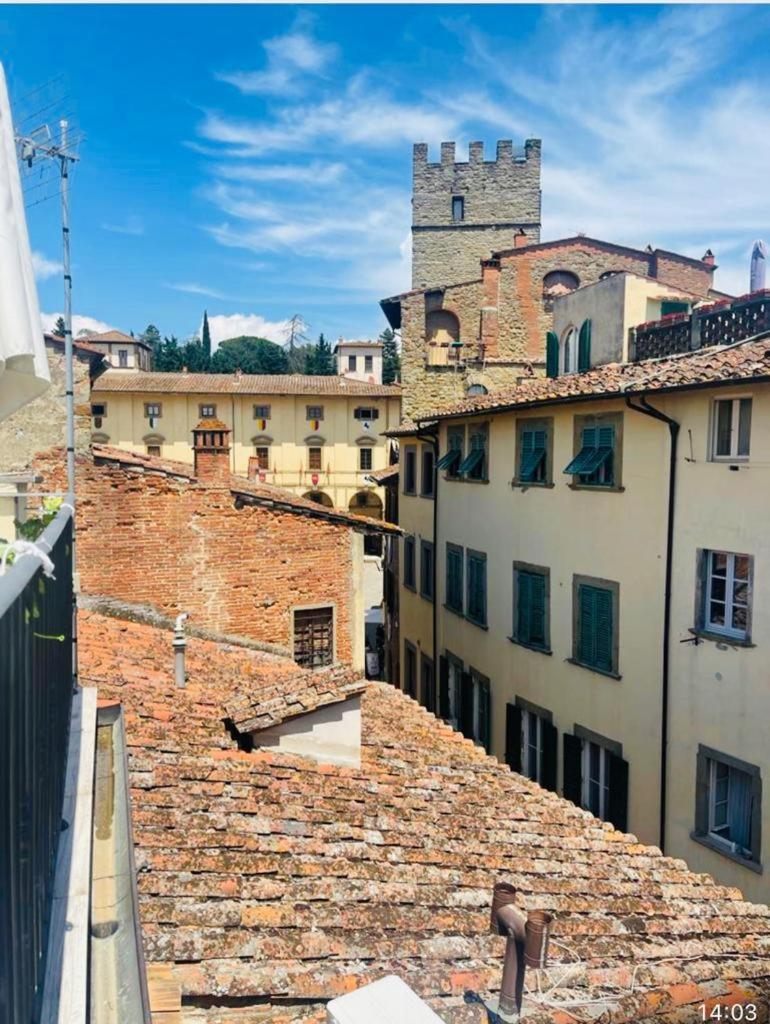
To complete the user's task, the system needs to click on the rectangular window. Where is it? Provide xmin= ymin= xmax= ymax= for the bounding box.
xmin=403 ymin=446 xmax=417 ymax=494
xmin=293 ymin=607 xmax=334 ymax=669
xmin=308 ymin=447 xmax=323 ymax=470
xmin=364 ymin=355 xmax=373 ymax=373
xmin=573 ymin=576 xmax=619 ymax=676
xmin=307 ymin=405 xmax=324 ymax=421
xmin=421 ymin=446 xmax=435 ymax=497
xmin=420 ymin=540 xmax=434 ymax=602
xmin=458 ymin=424 xmax=488 ymax=481
xmin=660 ymin=300 xmax=690 ymax=316
xmin=694 ymin=745 xmax=761 ymax=867
xmin=118 ymin=349 xmax=128 ymax=367
xmin=359 ymin=447 xmax=373 ymax=471
xmin=563 ymin=730 xmax=628 ymax=829
xmin=354 ymin=407 xmax=379 ymax=421
xmin=516 ymin=419 xmax=551 ymax=485
xmin=445 ymin=543 xmax=464 ymax=614
xmin=91 ymin=403 xmax=106 ymax=417
xmin=254 ymin=404 xmax=271 ymax=420
xmin=421 ymin=655 xmax=435 ymax=712
xmin=199 ymin=403 xmax=216 ymax=419
xmin=505 ymin=700 xmax=557 ymax=791
xmin=565 ymin=424 xmax=615 ymax=486
xmin=146 ymin=444 xmax=161 ymax=458
xmin=466 ymin=550 xmax=487 ymax=627
xmin=348 ymin=355 xmax=357 ymax=372
xmin=513 ymin=564 xmax=549 ymax=651
xmin=452 ymin=195 xmax=465 ymax=222
xmin=437 ymin=426 xmax=464 ymax=478
xmin=404 ymin=641 xmax=417 ymax=697
xmin=403 ymin=535 xmax=416 ymax=589
xmin=446 ymin=654 xmax=463 ymax=727
xmin=255 ymin=446 xmax=269 ymax=470
xmin=471 ymin=670 xmax=491 ymax=751
xmin=522 ymin=709 xmax=544 ymax=783
xmin=700 ymin=550 xmax=752 ymax=641
xmin=712 ymin=398 xmax=752 ymax=460
xmin=144 ymin=403 xmax=162 ymax=419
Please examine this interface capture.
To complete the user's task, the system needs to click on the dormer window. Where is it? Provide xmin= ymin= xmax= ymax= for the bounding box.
xmin=452 ymin=196 xmax=464 ymax=222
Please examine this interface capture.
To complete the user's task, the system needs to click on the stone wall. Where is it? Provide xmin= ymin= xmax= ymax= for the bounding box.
xmin=35 ymin=450 xmax=360 ymax=665
xmin=0 ymin=340 xmax=94 ymax=474
xmin=411 ymin=139 xmax=542 ymax=290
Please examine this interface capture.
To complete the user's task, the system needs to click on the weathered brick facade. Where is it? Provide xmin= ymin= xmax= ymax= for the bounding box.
xmin=390 ymin=237 xmax=717 ymax=419
xmin=411 ymin=139 xmax=542 ymax=289
xmin=36 ymin=444 xmax=369 ymax=666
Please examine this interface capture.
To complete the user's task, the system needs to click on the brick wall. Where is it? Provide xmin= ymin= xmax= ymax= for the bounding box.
xmin=36 ymin=451 xmax=360 ymax=664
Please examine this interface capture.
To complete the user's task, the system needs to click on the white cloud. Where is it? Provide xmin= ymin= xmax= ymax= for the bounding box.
xmin=41 ymin=312 xmax=115 ymax=336
xmin=101 ymin=214 xmax=145 ymax=236
xmin=207 ymin=313 xmax=291 ymax=348
xmin=212 ymin=161 xmax=346 ymax=186
xmin=216 ymin=18 xmax=337 ymax=97
xmin=166 ymin=282 xmax=232 ymax=300
xmin=32 ymin=251 xmax=61 ymax=281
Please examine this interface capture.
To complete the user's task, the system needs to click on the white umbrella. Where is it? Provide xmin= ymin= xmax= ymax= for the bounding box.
xmin=0 ymin=63 xmax=49 ymax=420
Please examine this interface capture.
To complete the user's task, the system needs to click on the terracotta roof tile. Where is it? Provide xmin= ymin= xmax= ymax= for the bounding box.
xmin=93 ymin=370 xmax=402 ymax=397
xmin=418 ymin=337 xmax=770 ymax=423
xmin=79 ymin=611 xmax=770 ymax=1023
xmin=364 ymin=464 xmax=399 ymax=484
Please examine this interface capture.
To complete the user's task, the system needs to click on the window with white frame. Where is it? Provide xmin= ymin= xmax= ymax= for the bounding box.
xmin=582 ymin=739 xmax=611 ymax=819
xmin=694 ymin=745 xmax=761 ymax=865
xmin=562 ymin=326 xmax=579 ymax=374
xmin=470 ymin=670 xmax=491 ymax=751
xmin=712 ymin=397 xmax=751 ymax=460
xmin=701 ymin=550 xmax=752 ymax=640
xmin=521 ymin=709 xmax=543 ymax=784
xmin=446 ymin=653 xmax=462 ymax=728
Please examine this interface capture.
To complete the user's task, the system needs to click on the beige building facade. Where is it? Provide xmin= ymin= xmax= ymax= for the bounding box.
xmin=90 ymin=370 xmax=402 ymax=515
xmin=393 ymin=290 xmax=770 ymax=903
xmin=77 ymin=329 xmax=152 ymax=370
xmin=334 ymin=340 xmax=383 ymax=384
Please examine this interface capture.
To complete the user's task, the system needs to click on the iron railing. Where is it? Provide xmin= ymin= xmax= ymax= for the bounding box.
xmin=0 ymin=505 xmax=74 ymax=1024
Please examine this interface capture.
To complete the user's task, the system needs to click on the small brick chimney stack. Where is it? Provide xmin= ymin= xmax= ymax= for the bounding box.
xmin=192 ymin=418 xmax=231 ymax=483
xmin=702 ymin=248 xmax=716 ymax=266
xmin=513 ymin=228 xmax=530 ymax=249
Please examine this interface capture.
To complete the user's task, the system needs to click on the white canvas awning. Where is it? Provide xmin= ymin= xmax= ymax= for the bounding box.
xmin=0 ymin=63 xmax=50 ymax=420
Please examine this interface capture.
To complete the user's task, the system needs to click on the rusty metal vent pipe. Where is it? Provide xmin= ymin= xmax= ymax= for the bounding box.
xmin=490 ymin=882 xmax=552 ymax=1021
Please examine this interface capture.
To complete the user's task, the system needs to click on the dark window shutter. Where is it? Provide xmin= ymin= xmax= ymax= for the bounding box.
xmin=562 ymin=733 xmax=583 ymax=806
xmin=439 ymin=656 xmax=450 ymax=719
xmin=530 ymin=573 xmax=546 ymax=647
xmin=516 ymin=571 xmax=531 ymax=643
xmin=459 ymin=671 xmax=474 ymax=739
xmin=577 ymin=585 xmax=595 ymax=666
xmin=595 ymin=588 xmax=614 ymax=672
xmin=546 ymin=331 xmax=559 ymax=378
xmin=578 ymin=319 xmax=591 ymax=373
xmin=607 ymin=752 xmax=629 ymax=832
xmin=480 ymin=681 xmax=491 ymax=752
xmin=505 ymin=703 xmax=522 ymax=772
xmin=541 ymin=720 xmax=558 ymax=792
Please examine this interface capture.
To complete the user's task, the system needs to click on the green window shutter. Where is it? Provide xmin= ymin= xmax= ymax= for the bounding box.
xmin=519 ymin=428 xmax=547 ymax=482
xmin=578 ymin=585 xmax=596 ymax=666
xmin=661 ymin=300 xmax=689 ymax=316
xmin=546 ymin=331 xmax=559 ymax=378
xmin=468 ymin=555 xmax=487 ymax=625
xmin=541 ymin=720 xmax=558 ymax=792
xmin=446 ymin=546 xmax=463 ymax=612
xmin=594 ymin=587 xmax=614 ymax=672
xmin=439 ymin=657 xmax=450 ymax=719
xmin=578 ymin=585 xmax=613 ymax=671
xmin=529 ymin=573 xmax=546 ymax=647
xmin=578 ymin=319 xmax=591 ymax=373
xmin=459 ymin=671 xmax=474 ymax=738
xmin=479 ymin=680 xmax=491 ymax=752
xmin=517 ymin=571 xmax=532 ymax=643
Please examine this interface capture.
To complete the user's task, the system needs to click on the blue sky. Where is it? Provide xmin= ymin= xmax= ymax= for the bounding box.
xmin=3 ymin=4 xmax=770 ymax=348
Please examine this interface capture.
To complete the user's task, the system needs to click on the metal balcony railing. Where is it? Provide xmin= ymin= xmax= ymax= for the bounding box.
xmin=0 ymin=504 xmax=74 ymax=1024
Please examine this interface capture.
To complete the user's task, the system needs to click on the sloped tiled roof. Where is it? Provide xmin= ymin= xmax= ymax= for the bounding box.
xmin=90 ymin=445 xmax=399 ymax=535
xmin=79 ymin=329 xmax=151 ymax=347
xmin=416 ymin=337 xmax=770 ymax=423
xmin=79 ymin=610 xmax=770 ymax=1024
xmin=364 ymin=464 xmax=399 ymax=485
xmin=93 ymin=370 xmax=402 ymax=397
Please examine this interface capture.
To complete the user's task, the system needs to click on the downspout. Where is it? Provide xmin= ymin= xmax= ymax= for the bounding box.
xmin=417 ymin=425 xmax=439 ymax=711
xmin=625 ymin=395 xmax=679 ymax=852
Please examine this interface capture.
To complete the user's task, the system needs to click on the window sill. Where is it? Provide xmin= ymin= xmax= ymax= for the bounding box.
xmin=566 ymin=657 xmax=621 ymax=681
xmin=420 ymin=593 xmax=435 ymax=604
xmin=419 ymin=492 xmax=436 ymax=500
xmin=509 ymin=636 xmax=552 ymax=655
xmin=467 ymin=618 xmax=488 ymax=631
xmin=403 ymin=583 xmax=416 ymax=593
xmin=688 ymin=627 xmax=755 ymax=648
xmin=710 ymin=457 xmax=749 ymax=466
xmin=402 ymin=490 xmax=417 ymax=497
xmin=690 ymin=831 xmax=763 ymax=874
xmin=443 ymin=603 xmax=465 ymax=619
xmin=511 ymin=479 xmax=555 ymax=490
xmin=567 ymin=483 xmax=625 ymax=493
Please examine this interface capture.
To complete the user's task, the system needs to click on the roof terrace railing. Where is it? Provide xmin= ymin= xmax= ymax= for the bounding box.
xmin=632 ymin=290 xmax=770 ymax=362
xmin=0 ymin=504 xmax=74 ymax=1024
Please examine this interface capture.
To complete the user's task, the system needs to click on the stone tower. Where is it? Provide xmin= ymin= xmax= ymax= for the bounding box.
xmin=411 ymin=139 xmax=542 ymax=290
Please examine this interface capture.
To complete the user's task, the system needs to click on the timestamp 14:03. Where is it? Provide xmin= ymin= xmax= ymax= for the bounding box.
xmin=700 ymin=1005 xmax=758 ymax=1021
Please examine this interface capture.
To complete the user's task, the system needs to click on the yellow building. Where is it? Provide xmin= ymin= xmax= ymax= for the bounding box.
xmin=392 ymin=286 xmax=770 ymax=903
xmin=90 ymin=370 xmax=402 ymax=516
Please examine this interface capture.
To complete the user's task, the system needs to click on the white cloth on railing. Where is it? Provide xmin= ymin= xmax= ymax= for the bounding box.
xmin=0 ymin=539 xmax=56 ymax=578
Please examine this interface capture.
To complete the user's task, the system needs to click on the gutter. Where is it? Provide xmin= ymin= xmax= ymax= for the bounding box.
xmin=416 ymin=424 xmax=439 ymax=710
xmin=625 ymin=396 xmax=679 ymax=852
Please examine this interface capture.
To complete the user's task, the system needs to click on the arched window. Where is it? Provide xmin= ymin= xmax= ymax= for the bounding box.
xmin=466 ymin=383 xmax=488 ymax=396
xmin=562 ymin=326 xmax=579 ymax=374
xmin=426 ymin=310 xmax=460 ymax=345
xmin=543 ymin=271 xmax=580 ymax=310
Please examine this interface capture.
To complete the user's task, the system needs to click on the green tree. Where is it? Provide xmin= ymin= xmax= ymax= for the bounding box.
xmin=54 ymin=315 xmax=66 ymax=336
xmin=141 ymin=324 xmax=163 ymax=368
xmin=305 ymin=332 xmax=334 ymax=375
xmin=380 ymin=327 xmax=401 ymax=384
xmin=153 ymin=335 xmax=184 ymax=372
xmin=201 ymin=310 xmax=212 ymax=366
xmin=210 ymin=336 xmax=289 ymax=375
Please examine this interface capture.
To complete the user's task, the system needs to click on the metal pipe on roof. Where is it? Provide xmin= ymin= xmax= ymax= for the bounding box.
xmin=173 ymin=612 xmax=188 ymax=688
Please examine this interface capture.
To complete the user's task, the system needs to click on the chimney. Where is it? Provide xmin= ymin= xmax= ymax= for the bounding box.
xmin=513 ymin=228 xmax=529 ymax=249
xmin=702 ymin=248 xmax=716 ymax=266
xmin=480 ymin=259 xmax=501 ymax=358
xmin=192 ymin=417 xmax=231 ymax=483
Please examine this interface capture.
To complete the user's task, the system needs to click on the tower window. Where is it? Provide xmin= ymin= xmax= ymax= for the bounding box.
xmin=452 ymin=196 xmax=465 ymax=222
